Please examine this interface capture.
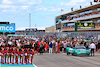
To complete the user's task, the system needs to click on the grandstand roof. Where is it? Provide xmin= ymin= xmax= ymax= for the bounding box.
xmin=16 ymin=27 xmax=46 ymax=31
xmin=56 ymin=3 xmax=100 ymax=18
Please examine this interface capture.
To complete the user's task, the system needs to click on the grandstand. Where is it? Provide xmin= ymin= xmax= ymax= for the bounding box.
xmin=55 ymin=3 xmax=100 ymax=32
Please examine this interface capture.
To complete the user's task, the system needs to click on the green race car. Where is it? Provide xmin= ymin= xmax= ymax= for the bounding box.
xmin=66 ymin=46 xmax=90 ymax=56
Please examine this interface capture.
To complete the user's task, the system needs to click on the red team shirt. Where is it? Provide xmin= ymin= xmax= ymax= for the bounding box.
xmin=8 ymin=49 xmax=12 ymax=53
xmin=0 ymin=50 xmax=4 ymax=55
xmin=30 ymin=50 xmax=34 ymax=55
xmin=15 ymin=51 xmax=20 ymax=56
xmin=4 ymin=49 xmax=8 ymax=54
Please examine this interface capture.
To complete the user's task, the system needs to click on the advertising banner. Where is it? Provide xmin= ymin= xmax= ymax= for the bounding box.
xmin=75 ymin=23 xmax=95 ymax=31
xmin=76 ymin=23 xmax=95 ymax=29
xmin=0 ymin=25 xmax=15 ymax=32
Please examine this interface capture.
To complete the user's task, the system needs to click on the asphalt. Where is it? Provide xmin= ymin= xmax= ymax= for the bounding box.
xmin=33 ymin=53 xmax=100 ymax=67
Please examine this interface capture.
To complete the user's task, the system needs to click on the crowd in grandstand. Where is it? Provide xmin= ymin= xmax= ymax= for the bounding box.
xmin=62 ymin=10 xmax=100 ymax=21
xmin=95 ymin=23 xmax=100 ymax=27
xmin=61 ymin=10 xmax=100 ymax=29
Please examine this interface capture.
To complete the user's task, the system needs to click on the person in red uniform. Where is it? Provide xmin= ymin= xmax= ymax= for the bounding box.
xmin=0 ymin=48 xmax=2 ymax=62
xmin=15 ymin=48 xmax=19 ymax=64
xmin=57 ymin=42 xmax=60 ymax=53
xmin=7 ymin=47 xmax=10 ymax=64
xmin=12 ymin=47 xmax=15 ymax=64
xmin=19 ymin=48 xmax=22 ymax=64
xmin=1 ymin=47 xmax=4 ymax=64
xmin=6 ymin=47 xmax=9 ymax=64
xmin=37 ymin=41 xmax=41 ymax=52
xmin=4 ymin=47 xmax=8 ymax=64
xmin=27 ymin=48 xmax=30 ymax=63
xmin=20 ymin=48 xmax=24 ymax=64
xmin=24 ymin=48 xmax=28 ymax=64
xmin=8 ymin=47 xmax=12 ymax=64
xmin=45 ymin=42 xmax=48 ymax=52
xmin=30 ymin=48 xmax=34 ymax=64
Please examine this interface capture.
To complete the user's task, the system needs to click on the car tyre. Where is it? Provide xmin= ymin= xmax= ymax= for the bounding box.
xmin=67 ymin=52 xmax=69 ymax=55
xmin=72 ymin=53 xmax=74 ymax=56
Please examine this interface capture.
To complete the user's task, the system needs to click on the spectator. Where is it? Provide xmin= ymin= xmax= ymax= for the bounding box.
xmin=63 ymin=41 xmax=67 ymax=53
xmin=98 ymin=41 xmax=100 ymax=52
xmin=8 ymin=40 xmax=12 ymax=47
xmin=0 ymin=41 xmax=2 ymax=47
xmin=49 ymin=41 xmax=53 ymax=54
xmin=39 ymin=43 xmax=44 ymax=55
xmin=89 ymin=42 xmax=96 ymax=56
xmin=60 ymin=41 xmax=63 ymax=52
xmin=57 ymin=41 xmax=60 ymax=53
xmin=45 ymin=42 xmax=48 ymax=52
xmin=52 ymin=40 xmax=56 ymax=53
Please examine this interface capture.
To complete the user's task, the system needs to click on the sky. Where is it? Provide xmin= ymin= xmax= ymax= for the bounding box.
xmin=0 ymin=0 xmax=98 ymax=28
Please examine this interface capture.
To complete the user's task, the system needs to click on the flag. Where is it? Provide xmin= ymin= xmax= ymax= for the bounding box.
xmin=94 ymin=0 xmax=98 ymax=2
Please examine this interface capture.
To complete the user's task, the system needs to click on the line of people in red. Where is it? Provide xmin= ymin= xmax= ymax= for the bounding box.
xmin=0 ymin=47 xmax=34 ymax=65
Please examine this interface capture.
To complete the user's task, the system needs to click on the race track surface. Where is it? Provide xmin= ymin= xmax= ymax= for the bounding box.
xmin=34 ymin=53 xmax=100 ymax=67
